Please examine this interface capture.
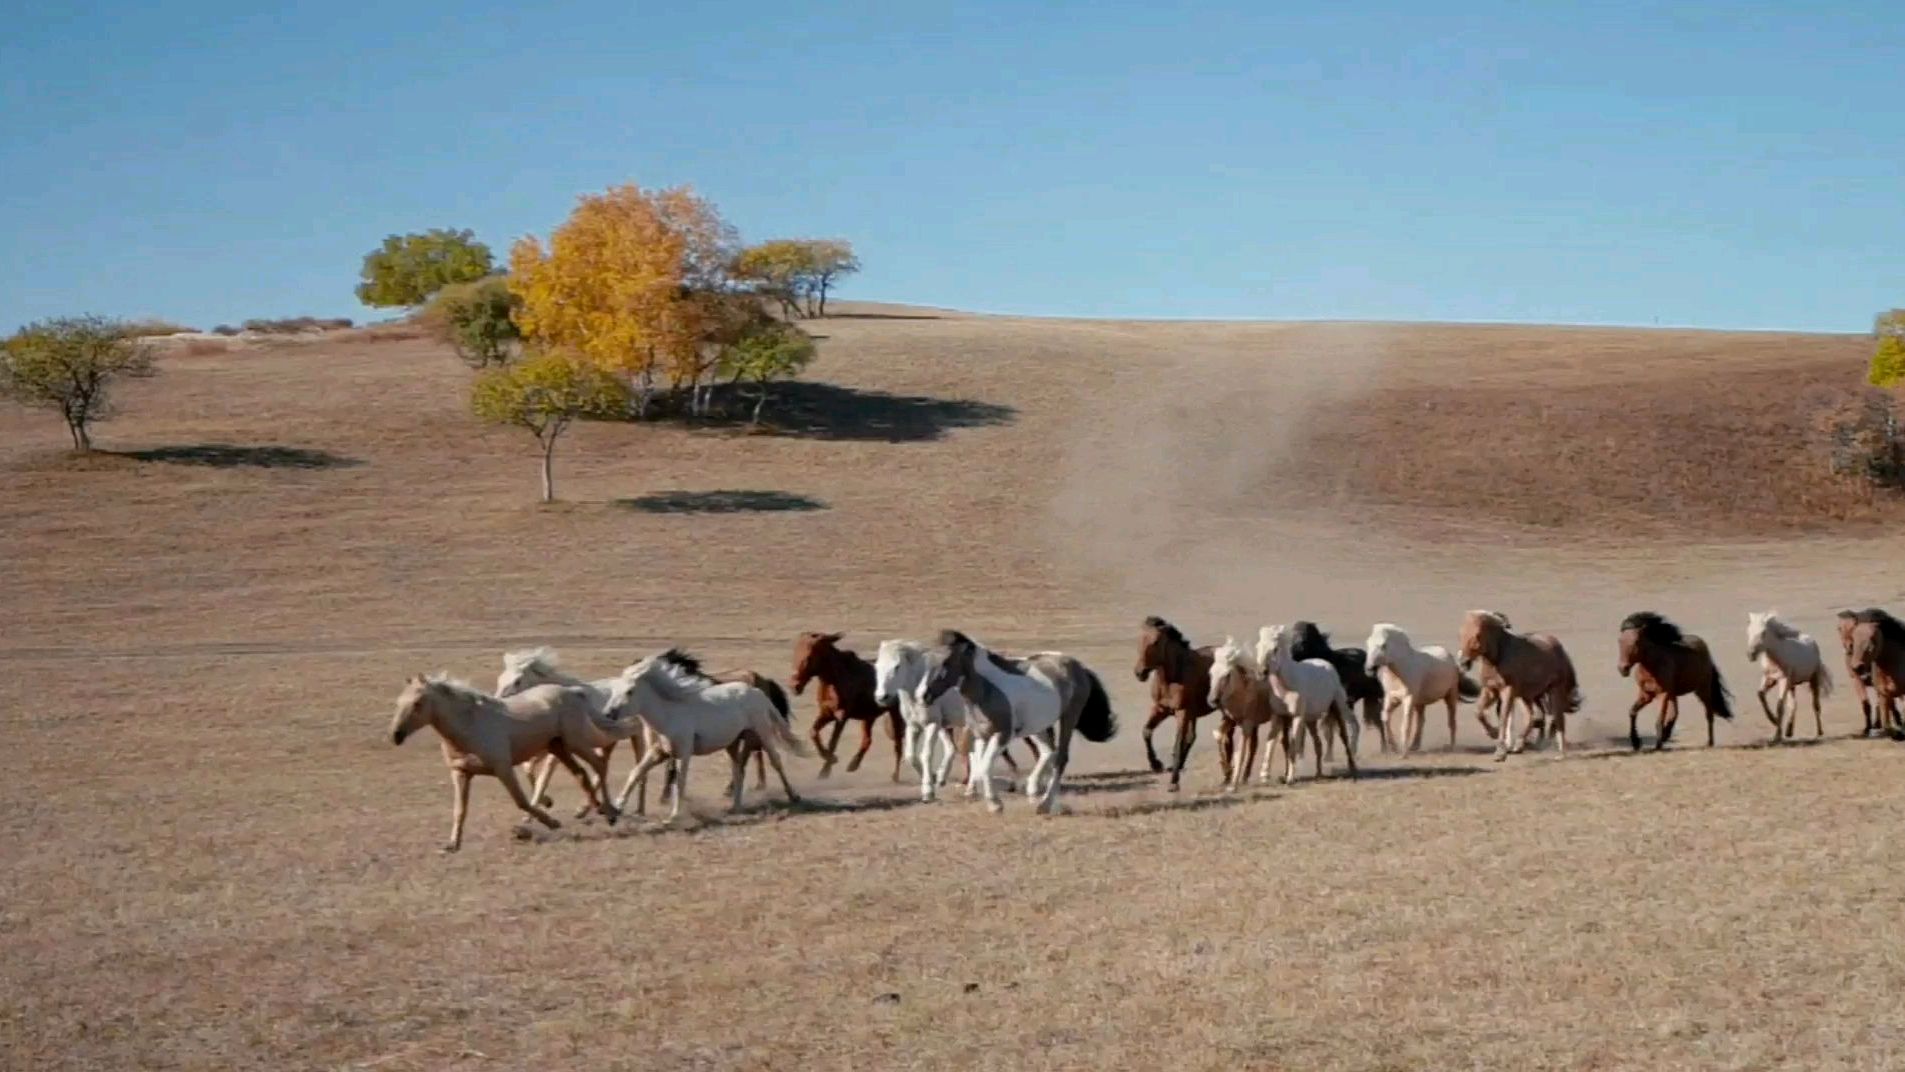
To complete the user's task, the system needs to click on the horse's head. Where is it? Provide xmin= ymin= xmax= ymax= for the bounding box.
xmin=1836 ymin=610 xmax=1863 ymax=659
xmin=1255 ymin=624 xmax=1291 ymax=674
xmin=390 ymin=675 xmax=435 ymax=745
xmin=1745 ymin=612 xmax=1772 ymax=663
xmin=1617 ymin=628 xmax=1640 ymax=678
xmin=872 ymin=640 xmax=908 ymax=707
xmin=602 ymin=661 xmax=648 ymax=721
xmin=1289 ymin=621 xmax=1326 ymax=660
xmin=1363 ymin=624 xmax=1400 ymax=676
xmin=1207 ymin=636 xmax=1247 ymax=710
xmin=1849 ymin=620 xmax=1886 ymax=675
xmin=496 ymin=647 xmax=555 ymax=698
xmin=791 ymin=631 xmax=843 ymax=695
xmin=921 ymin=630 xmax=974 ymax=705
xmin=1134 ymin=616 xmax=1175 ymax=682
xmin=1457 ymin=612 xmax=1491 ymax=671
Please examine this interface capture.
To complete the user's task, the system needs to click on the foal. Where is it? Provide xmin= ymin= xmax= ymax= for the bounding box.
xmin=792 ymin=632 xmax=904 ymax=780
xmin=1135 ymin=616 xmax=1226 ymax=792
xmin=1617 ymin=612 xmax=1733 ymax=751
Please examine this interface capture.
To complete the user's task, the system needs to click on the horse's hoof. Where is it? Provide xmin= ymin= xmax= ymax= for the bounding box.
xmin=986 ymin=799 xmax=1005 ymax=815
xmin=511 ymin=825 xmax=536 ymax=841
xmin=439 ymin=842 xmax=461 ymax=854
xmin=1147 ymin=759 xmax=1165 ymax=774
xmin=1167 ymin=782 xmax=1181 ymax=794
xmin=817 ymin=766 xmax=834 ymax=779
xmin=1492 ymin=750 xmax=1508 ymax=763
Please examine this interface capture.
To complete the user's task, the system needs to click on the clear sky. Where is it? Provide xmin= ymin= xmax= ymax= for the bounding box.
xmin=2 ymin=1 xmax=1899 ymax=332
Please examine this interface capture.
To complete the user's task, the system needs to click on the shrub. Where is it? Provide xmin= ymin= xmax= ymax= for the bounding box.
xmin=423 ymin=276 xmax=520 ymax=368
xmin=211 ymin=324 xmax=242 ymax=336
xmin=1869 ymin=336 xmax=1905 ymax=388
xmin=718 ymin=321 xmax=816 ymax=426
xmin=120 ymin=319 xmax=199 ymax=338
xmin=1 ymin=315 xmax=158 ymax=450
xmin=240 ymin=316 xmax=353 ymax=334
xmin=1829 ymin=391 xmax=1905 ymax=489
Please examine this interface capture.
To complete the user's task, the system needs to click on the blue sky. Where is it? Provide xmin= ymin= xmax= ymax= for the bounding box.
xmin=2 ymin=1 xmax=1899 ymax=332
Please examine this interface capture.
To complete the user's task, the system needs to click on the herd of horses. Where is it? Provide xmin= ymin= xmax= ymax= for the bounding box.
xmin=387 ymin=608 xmax=1905 ymax=851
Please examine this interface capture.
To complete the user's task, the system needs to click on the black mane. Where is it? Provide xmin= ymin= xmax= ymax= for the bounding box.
xmin=1854 ymin=607 xmax=1905 ymax=644
xmin=656 ymin=647 xmax=711 ymax=682
xmin=1620 ymin=611 xmax=1684 ymax=645
xmin=1142 ymin=615 xmax=1190 ymax=649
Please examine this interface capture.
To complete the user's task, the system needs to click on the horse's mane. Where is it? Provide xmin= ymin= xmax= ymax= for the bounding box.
xmin=1620 ymin=611 xmax=1683 ymax=644
xmin=1853 ymin=607 xmax=1905 ymax=643
xmin=1143 ymin=615 xmax=1191 ymax=649
xmin=1753 ymin=612 xmax=1799 ymax=640
xmin=1468 ymin=609 xmax=1513 ymax=631
xmin=1368 ymin=622 xmax=1409 ymax=651
xmin=501 ymin=646 xmax=558 ymax=673
xmin=655 ymin=647 xmax=713 ymax=684
xmin=630 ymin=651 xmax=715 ymax=700
xmin=1212 ymin=635 xmax=1252 ymax=675
xmin=936 ymin=629 xmax=975 ymax=651
xmin=1291 ymin=620 xmax=1330 ymax=647
xmin=421 ymin=673 xmax=491 ymax=703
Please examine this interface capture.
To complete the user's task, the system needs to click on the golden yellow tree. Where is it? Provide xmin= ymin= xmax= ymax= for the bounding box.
xmin=509 ymin=184 xmax=737 ymax=414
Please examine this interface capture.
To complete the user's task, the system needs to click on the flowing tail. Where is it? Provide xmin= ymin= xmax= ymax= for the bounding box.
xmin=1075 ymin=669 xmax=1118 ymax=743
xmin=757 ymin=677 xmax=793 ymax=724
xmin=1708 ymin=665 xmax=1735 ymax=721
xmin=1457 ymin=673 xmax=1481 ymax=701
xmin=1814 ymin=661 xmax=1835 ymax=699
xmin=756 ymin=693 xmax=812 ymax=757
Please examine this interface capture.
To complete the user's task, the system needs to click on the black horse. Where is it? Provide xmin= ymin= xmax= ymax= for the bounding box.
xmin=1290 ymin=621 xmax=1392 ymax=752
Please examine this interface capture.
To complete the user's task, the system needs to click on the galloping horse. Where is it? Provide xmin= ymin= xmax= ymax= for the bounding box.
xmin=1836 ymin=610 xmax=1900 ymax=737
xmin=1745 ymin=612 xmax=1833 ymax=741
xmin=1617 ymin=612 xmax=1733 ymax=751
xmin=791 ymin=632 xmax=904 ymax=780
xmin=1458 ymin=610 xmax=1581 ymax=760
xmin=1134 ymin=616 xmax=1226 ymax=792
xmin=1291 ymin=621 xmax=1391 ymax=752
xmin=1206 ymin=636 xmax=1292 ymax=791
xmin=1364 ymin=623 xmax=1478 ymax=755
xmin=920 ymin=630 xmax=1117 ymax=814
xmin=1845 ymin=609 xmax=1905 ymax=740
xmin=1254 ymin=624 xmax=1359 ymax=781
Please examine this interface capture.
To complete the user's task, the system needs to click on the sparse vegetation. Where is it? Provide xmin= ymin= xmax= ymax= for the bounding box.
xmin=355 ymin=228 xmax=494 ymax=308
xmin=241 ymin=316 xmax=354 ymax=334
xmin=1867 ymin=311 xmax=1905 ymax=387
xmin=719 ymin=320 xmax=817 ymax=426
xmin=422 ymin=276 xmax=520 ymax=368
xmin=120 ymin=319 xmax=199 ymax=338
xmin=470 ymin=351 xmax=628 ymax=502
xmin=0 ymin=314 xmax=157 ymax=450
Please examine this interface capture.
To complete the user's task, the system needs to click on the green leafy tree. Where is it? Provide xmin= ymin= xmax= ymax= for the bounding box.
xmin=719 ymin=321 xmax=816 ymax=426
xmin=1873 ymin=310 xmax=1905 ymax=388
xmin=470 ymin=352 xmax=627 ymax=502
xmin=356 ymin=228 xmax=495 ymax=308
xmin=0 ymin=315 xmax=157 ymax=450
xmin=425 ymin=276 xmax=521 ymax=368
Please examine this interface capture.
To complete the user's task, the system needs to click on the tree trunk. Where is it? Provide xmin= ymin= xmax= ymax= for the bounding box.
xmin=749 ymin=385 xmax=767 ymax=428
xmin=816 ymin=279 xmax=829 ymax=318
xmin=539 ymin=438 xmax=556 ymax=503
xmin=68 ymin=418 xmax=90 ymax=452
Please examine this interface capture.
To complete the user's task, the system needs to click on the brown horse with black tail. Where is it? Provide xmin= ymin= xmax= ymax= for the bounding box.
xmin=1291 ymin=620 xmax=1391 ymax=752
xmin=1618 ymin=612 xmax=1733 ymax=751
xmin=1837 ymin=609 xmax=1902 ymax=737
xmin=791 ymin=632 xmax=904 ymax=780
xmin=1134 ymin=616 xmax=1227 ymax=791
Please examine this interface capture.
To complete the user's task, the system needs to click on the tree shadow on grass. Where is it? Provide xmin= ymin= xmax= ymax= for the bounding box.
xmin=117 ymin=443 xmax=361 ymax=470
xmin=757 ymin=382 xmax=1016 ymax=442
xmin=614 ymin=490 xmax=829 ymax=514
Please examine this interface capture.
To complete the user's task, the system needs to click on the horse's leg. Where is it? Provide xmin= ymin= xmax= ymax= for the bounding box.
xmin=1655 ymin=693 xmax=1677 ymax=751
xmin=1024 ymin=734 xmax=1054 ymax=803
xmin=1140 ymin=704 xmax=1172 ymax=774
xmin=614 ymin=742 xmax=669 ymax=813
xmin=444 ymin=769 xmax=472 ymax=853
xmin=1445 ymin=694 xmax=1459 ymax=752
xmin=978 ymin=733 xmax=1007 ymax=814
xmin=910 ymin=722 xmax=934 ymax=802
xmin=1167 ymin=709 xmax=1197 ymax=793
xmin=1278 ymin=719 xmax=1297 ymax=785
xmin=528 ymin=755 xmax=559 ymax=816
xmin=813 ymin=711 xmax=844 ymax=777
xmin=1702 ymin=689 xmax=1717 ymax=748
xmin=550 ymin=743 xmax=613 ymax=825
xmin=1307 ymin=720 xmax=1327 ymax=779
xmin=826 ymin=713 xmax=853 ymax=775
xmin=1258 ymin=717 xmax=1281 ymax=783
xmin=729 ymin=747 xmax=747 ymax=812
xmin=845 ymin=716 xmax=876 ymax=774
xmin=752 ymin=740 xmax=767 ymax=790
xmin=932 ymin=725 xmax=958 ymax=795
xmin=1232 ymin=722 xmax=1257 ymax=792
xmin=582 ymin=747 xmax=617 ymax=820
xmin=1809 ymin=677 xmax=1825 ymax=738
xmin=1039 ymin=720 xmax=1074 ymax=816
xmin=667 ymin=753 xmax=690 ymax=823
xmin=1778 ymin=680 xmax=1798 ymax=740
xmin=1626 ymin=692 xmax=1651 ymax=752
xmin=886 ymin=709 xmax=905 ymax=783
xmin=496 ymin=763 xmax=562 ymax=831
xmin=1334 ymin=707 xmax=1359 ymax=779
xmin=1754 ymin=671 xmax=1779 ymax=736
xmin=759 ymin=738 xmax=802 ymax=805
xmin=1550 ymin=691 xmax=1569 ymax=756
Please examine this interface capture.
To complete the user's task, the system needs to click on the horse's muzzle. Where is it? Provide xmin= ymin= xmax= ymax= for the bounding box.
xmin=391 ymin=729 xmax=407 ymax=745
xmin=1617 ymin=664 xmax=1633 ymax=679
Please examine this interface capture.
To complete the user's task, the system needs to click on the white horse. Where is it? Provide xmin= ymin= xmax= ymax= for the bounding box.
xmin=1364 ymin=623 xmax=1477 ymax=754
xmin=497 ymin=647 xmax=624 ymax=813
xmin=1747 ymin=611 xmax=1834 ymax=741
xmin=603 ymin=652 xmax=806 ymax=823
xmin=918 ymin=630 xmax=1117 ymax=814
xmin=1254 ymin=624 xmax=1358 ymax=780
xmin=873 ymin=639 xmax=964 ymax=802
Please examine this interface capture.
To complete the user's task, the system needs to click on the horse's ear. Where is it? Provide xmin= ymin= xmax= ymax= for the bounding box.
xmin=824 ymin=631 xmax=844 ymax=643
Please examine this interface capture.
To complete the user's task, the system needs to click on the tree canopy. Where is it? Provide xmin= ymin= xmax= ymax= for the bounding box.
xmin=0 ymin=315 xmax=157 ymax=450
xmin=356 ymin=229 xmax=495 ymax=308
xmin=733 ymin=238 xmax=860 ymax=318
xmin=470 ymin=351 xmax=628 ymax=502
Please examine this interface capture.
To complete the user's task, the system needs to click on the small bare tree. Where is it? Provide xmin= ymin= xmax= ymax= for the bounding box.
xmin=0 ymin=315 xmax=157 ymax=451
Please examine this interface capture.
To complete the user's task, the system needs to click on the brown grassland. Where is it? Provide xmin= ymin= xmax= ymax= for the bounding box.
xmin=3 ymin=305 xmax=1903 ymax=1070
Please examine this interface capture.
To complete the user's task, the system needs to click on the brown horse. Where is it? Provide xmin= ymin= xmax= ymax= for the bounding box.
xmin=1617 ymin=612 xmax=1734 ymax=751
xmin=1846 ymin=609 xmax=1905 ymax=740
xmin=791 ymin=631 xmax=904 ymax=780
xmin=1459 ymin=610 xmax=1582 ymax=757
xmin=1837 ymin=609 xmax=1901 ymax=737
xmin=1135 ymin=616 xmax=1228 ymax=791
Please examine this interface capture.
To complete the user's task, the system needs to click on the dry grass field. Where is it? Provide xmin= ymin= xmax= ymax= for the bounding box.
xmin=4 ymin=305 xmax=1904 ymax=1070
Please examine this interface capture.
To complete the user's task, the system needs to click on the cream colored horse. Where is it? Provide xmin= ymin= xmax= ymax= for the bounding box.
xmin=1365 ymin=623 xmax=1476 ymax=754
xmin=1746 ymin=611 xmax=1834 ymax=741
xmin=389 ymin=675 xmax=638 ymax=852
xmin=604 ymin=652 xmax=807 ymax=823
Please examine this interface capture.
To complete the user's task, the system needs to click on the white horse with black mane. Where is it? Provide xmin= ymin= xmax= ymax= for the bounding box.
xmin=918 ymin=630 xmax=1117 ymax=814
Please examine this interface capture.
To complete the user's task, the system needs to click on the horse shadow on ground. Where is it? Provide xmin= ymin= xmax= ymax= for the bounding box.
xmin=116 ymin=443 xmax=361 ymax=470
xmin=1351 ymin=764 xmax=1487 ymax=782
xmin=1083 ymin=794 xmax=1257 ymax=819
xmin=753 ymin=382 xmax=1016 ymax=442
xmin=614 ymin=490 xmax=828 ymax=514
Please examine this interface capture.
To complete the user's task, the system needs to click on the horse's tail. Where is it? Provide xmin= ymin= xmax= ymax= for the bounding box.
xmin=1814 ymin=660 xmax=1835 ymax=699
xmin=1457 ymin=672 xmax=1481 ymax=701
xmin=756 ymin=691 xmax=811 ymax=756
xmin=1075 ymin=668 xmax=1118 ymax=743
xmin=757 ymin=677 xmax=793 ymax=724
xmin=1708 ymin=664 xmax=1735 ymax=721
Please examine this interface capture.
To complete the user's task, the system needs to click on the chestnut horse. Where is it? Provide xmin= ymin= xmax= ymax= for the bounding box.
xmin=1135 ymin=616 xmax=1227 ymax=792
xmin=1458 ymin=610 xmax=1581 ymax=759
xmin=1291 ymin=621 xmax=1391 ymax=752
xmin=1617 ymin=612 xmax=1733 ymax=751
xmin=791 ymin=631 xmax=904 ymax=780
xmin=1836 ymin=610 xmax=1901 ymax=737
xmin=1845 ymin=609 xmax=1905 ymax=740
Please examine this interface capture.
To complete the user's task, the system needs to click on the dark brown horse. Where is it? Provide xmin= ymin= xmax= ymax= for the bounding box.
xmin=1134 ymin=616 xmax=1225 ymax=792
xmin=1617 ymin=612 xmax=1733 ymax=751
xmin=791 ymin=632 xmax=903 ymax=780
xmin=1845 ymin=609 xmax=1905 ymax=740
xmin=1291 ymin=620 xmax=1391 ymax=751
xmin=1837 ymin=609 xmax=1902 ymax=737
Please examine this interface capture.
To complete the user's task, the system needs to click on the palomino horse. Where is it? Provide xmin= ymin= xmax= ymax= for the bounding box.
xmin=1458 ymin=610 xmax=1581 ymax=760
xmin=389 ymin=676 xmax=633 ymax=852
xmin=1254 ymin=624 xmax=1358 ymax=781
xmin=1617 ymin=612 xmax=1734 ymax=751
xmin=791 ymin=632 xmax=904 ymax=780
xmin=920 ymin=630 xmax=1117 ymax=814
xmin=1134 ymin=616 xmax=1226 ymax=792
xmin=1364 ymin=623 xmax=1478 ymax=755
xmin=1846 ymin=609 xmax=1905 ymax=740
xmin=1206 ymin=636 xmax=1293 ymax=791
xmin=1836 ymin=610 xmax=1900 ymax=736
xmin=1745 ymin=612 xmax=1833 ymax=741
xmin=1292 ymin=621 xmax=1391 ymax=752
xmin=498 ymin=647 xmax=789 ymax=814
xmin=605 ymin=651 xmax=806 ymax=823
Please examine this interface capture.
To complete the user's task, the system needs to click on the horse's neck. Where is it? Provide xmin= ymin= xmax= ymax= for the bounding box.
xmin=1161 ymin=641 xmax=1200 ymax=683
xmin=821 ymin=650 xmax=869 ymax=689
xmin=428 ymin=696 xmax=481 ymax=751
